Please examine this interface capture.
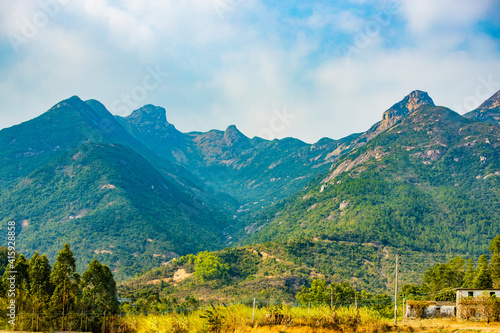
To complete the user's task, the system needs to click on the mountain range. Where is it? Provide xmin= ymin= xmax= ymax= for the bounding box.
xmin=1 ymin=88 xmax=500 ymax=282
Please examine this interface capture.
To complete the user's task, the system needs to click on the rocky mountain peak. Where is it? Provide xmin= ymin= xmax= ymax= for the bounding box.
xmin=475 ymin=90 xmax=500 ymax=111
xmin=383 ymin=90 xmax=435 ymax=120
xmin=360 ymin=90 xmax=436 ymax=142
xmin=126 ymin=105 xmax=169 ymax=125
xmin=223 ymin=125 xmax=249 ymax=147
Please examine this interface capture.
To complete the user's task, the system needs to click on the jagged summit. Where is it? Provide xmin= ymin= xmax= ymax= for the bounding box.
xmin=223 ymin=125 xmax=249 ymax=147
xmin=126 ymin=104 xmax=169 ymax=125
xmin=383 ymin=90 xmax=435 ymax=120
xmin=361 ymin=90 xmax=435 ymax=141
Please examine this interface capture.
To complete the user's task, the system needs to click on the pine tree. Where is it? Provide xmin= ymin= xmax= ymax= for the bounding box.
xmin=447 ymin=256 xmax=465 ymax=287
xmin=489 ymin=236 xmax=500 ymax=288
xmin=2 ymin=254 xmax=30 ymax=330
xmin=462 ymin=258 xmax=475 ymax=288
xmin=489 ymin=235 xmax=500 ymax=254
xmin=28 ymin=252 xmax=52 ymax=331
xmin=472 ymin=254 xmax=492 ymax=289
xmin=49 ymin=244 xmax=80 ymax=331
xmin=80 ymin=259 xmax=118 ymax=331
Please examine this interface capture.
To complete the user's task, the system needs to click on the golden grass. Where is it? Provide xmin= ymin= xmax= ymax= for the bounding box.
xmin=124 ymin=304 xmax=394 ymax=333
xmin=120 ymin=306 xmax=500 ymax=333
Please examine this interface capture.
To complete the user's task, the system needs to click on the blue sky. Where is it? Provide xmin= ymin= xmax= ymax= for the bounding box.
xmin=1 ymin=0 xmax=499 ymax=143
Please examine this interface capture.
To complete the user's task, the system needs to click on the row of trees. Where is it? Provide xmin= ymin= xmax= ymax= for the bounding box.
xmin=421 ymin=236 xmax=500 ymax=293
xmin=402 ymin=236 xmax=500 ymax=301
xmin=0 ymin=244 xmax=118 ymax=332
xmin=295 ymin=280 xmax=393 ymax=317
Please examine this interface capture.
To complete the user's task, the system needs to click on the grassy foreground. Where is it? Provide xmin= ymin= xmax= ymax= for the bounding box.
xmin=121 ymin=306 xmax=500 ymax=333
xmin=122 ymin=304 xmax=393 ymax=333
xmin=3 ymin=305 xmax=500 ymax=332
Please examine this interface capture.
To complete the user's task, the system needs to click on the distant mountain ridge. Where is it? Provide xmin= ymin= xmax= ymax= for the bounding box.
xmin=116 ymin=107 xmax=362 ymax=211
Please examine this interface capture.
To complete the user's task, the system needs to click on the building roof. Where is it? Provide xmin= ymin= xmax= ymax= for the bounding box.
xmin=455 ymin=288 xmax=500 ymax=291
xmin=407 ymin=301 xmax=455 ymax=306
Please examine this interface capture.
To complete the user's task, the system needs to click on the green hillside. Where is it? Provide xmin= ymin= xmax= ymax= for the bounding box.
xmin=0 ymin=142 xmax=231 ymax=280
xmin=243 ymin=103 xmax=500 ymax=255
xmin=119 ymin=236 xmax=454 ymax=303
xmin=0 ymin=97 xmax=236 ymax=280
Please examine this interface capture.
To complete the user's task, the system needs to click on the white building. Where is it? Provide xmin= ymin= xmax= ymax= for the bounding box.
xmin=456 ymin=288 xmax=500 ymax=320
xmin=406 ymin=301 xmax=455 ymax=319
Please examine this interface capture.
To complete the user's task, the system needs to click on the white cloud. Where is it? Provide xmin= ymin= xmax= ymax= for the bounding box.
xmin=401 ymin=0 xmax=494 ymax=33
xmin=0 ymin=0 xmax=499 ymax=143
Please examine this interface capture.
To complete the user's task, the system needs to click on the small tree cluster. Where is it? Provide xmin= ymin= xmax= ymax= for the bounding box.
xmin=420 ymin=236 xmax=500 ymax=300
xmin=0 ymin=244 xmax=118 ymax=332
xmin=296 ymin=279 xmax=393 ymax=317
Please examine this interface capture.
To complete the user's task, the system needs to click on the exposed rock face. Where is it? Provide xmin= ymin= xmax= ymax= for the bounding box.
xmin=124 ymin=105 xmax=179 ymax=138
xmin=223 ymin=125 xmax=250 ymax=148
xmin=324 ymin=147 xmax=387 ymax=183
xmin=384 ymin=90 xmax=435 ymax=120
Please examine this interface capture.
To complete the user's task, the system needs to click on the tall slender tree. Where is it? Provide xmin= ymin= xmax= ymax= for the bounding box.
xmin=472 ymin=254 xmax=492 ymax=289
xmin=80 ymin=259 xmax=118 ymax=331
xmin=49 ymin=244 xmax=80 ymax=331
xmin=2 ymin=254 xmax=30 ymax=330
xmin=28 ymin=252 xmax=52 ymax=331
xmin=489 ymin=236 xmax=500 ymax=288
xmin=462 ymin=258 xmax=475 ymax=288
xmin=489 ymin=236 xmax=500 ymax=255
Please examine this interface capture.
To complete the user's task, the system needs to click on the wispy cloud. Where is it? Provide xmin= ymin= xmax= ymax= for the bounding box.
xmin=1 ymin=0 xmax=499 ymax=143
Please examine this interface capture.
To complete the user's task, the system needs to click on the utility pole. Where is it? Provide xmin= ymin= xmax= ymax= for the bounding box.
xmin=252 ymin=298 xmax=256 ymax=324
xmin=403 ymin=297 xmax=406 ymax=324
xmin=394 ymin=254 xmax=399 ymax=325
xmin=331 ymin=285 xmax=333 ymax=308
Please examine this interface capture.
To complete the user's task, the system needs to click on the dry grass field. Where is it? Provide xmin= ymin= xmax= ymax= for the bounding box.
xmin=3 ymin=310 xmax=500 ymax=332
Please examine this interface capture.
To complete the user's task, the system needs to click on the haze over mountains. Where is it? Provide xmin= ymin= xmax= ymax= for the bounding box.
xmin=1 ymin=89 xmax=499 ymax=281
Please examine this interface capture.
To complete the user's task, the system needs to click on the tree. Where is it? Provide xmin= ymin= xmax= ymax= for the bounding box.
xmin=296 ymin=279 xmax=330 ymax=305
xmin=490 ymin=253 xmax=500 ymax=288
xmin=472 ymin=254 xmax=492 ymax=289
xmin=49 ymin=244 xmax=80 ymax=330
xmin=2 ymin=254 xmax=30 ymax=330
xmin=476 ymin=293 xmax=499 ymax=324
xmin=296 ymin=280 xmax=355 ymax=307
xmin=489 ymin=236 xmax=500 ymax=255
xmin=194 ymin=252 xmax=229 ymax=282
xmin=490 ymin=236 xmax=500 ymax=288
xmin=447 ymin=256 xmax=465 ymax=287
xmin=401 ymin=284 xmax=422 ymax=300
xmin=28 ymin=252 xmax=52 ymax=331
xmin=330 ymin=282 xmax=355 ymax=306
xmin=80 ymin=259 xmax=118 ymax=332
xmin=462 ymin=258 xmax=475 ymax=288
xmin=422 ymin=257 xmax=465 ymax=294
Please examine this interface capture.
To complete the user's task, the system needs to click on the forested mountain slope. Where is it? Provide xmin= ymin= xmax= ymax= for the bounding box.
xmin=0 ymin=97 xmax=232 ymax=280
xmin=116 ymin=106 xmax=361 ymax=208
xmin=243 ymin=91 xmax=500 ymax=256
